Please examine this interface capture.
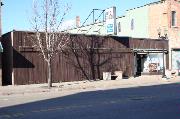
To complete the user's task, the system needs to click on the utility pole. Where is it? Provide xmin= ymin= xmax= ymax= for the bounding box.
xmin=0 ymin=0 xmax=3 ymax=36
xmin=0 ymin=0 xmax=3 ymax=86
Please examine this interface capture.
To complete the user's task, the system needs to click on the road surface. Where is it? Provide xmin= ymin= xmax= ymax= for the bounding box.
xmin=0 ymin=83 xmax=180 ymax=119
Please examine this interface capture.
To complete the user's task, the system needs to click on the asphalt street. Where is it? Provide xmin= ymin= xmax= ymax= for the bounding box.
xmin=0 ymin=83 xmax=180 ymax=119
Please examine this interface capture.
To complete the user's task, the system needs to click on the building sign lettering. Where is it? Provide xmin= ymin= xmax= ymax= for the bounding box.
xmin=105 ymin=7 xmax=117 ymax=35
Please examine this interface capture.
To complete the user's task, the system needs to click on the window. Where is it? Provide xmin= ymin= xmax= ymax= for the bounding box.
xmin=171 ymin=11 xmax=176 ymax=26
xmin=131 ymin=19 xmax=134 ymax=30
xmin=118 ymin=22 xmax=121 ymax=32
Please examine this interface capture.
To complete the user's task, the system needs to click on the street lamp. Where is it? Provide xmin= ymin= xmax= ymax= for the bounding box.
xmin=157 ymin=28 xmax=167 ymax=78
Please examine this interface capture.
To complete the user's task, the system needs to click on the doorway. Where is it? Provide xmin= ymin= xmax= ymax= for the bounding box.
xmin=136 ymin=54 xmax=147 ymax=76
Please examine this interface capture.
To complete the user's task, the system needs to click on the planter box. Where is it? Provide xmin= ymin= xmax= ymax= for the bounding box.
xmin=103 ymin=72 xmax=111 ymax=80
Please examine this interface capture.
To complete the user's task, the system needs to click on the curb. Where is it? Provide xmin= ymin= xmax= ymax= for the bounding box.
xmin=0 ymin=77 xmax=180 ymax=96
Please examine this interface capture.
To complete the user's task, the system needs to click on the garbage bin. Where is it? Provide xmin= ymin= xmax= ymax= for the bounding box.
xmin=114 ymin=71 xmax=122 ymax=79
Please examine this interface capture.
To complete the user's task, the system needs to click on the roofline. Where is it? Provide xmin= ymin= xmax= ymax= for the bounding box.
xmin=2 ymin=29 xmax=35 ymax=35
xmin=126 ymin=1 xmax=162 ymax=12
xmin=66 ymin=1 xmax=162 ymax=31
xmin=65 ymin=15 xmax=126 ymax=32
xmin=2 ymin=30 xmax=168 ymax=42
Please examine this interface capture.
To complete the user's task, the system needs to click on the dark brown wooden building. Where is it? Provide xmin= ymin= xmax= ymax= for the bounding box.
xmin=1 ymin=30 xmax=168 ymax=85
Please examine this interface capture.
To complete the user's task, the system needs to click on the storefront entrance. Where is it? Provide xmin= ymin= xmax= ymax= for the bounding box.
xmin=134 ymin=49 xmax=167 ymax=76
xmin=136 ymin=54 xmax=147 ymax=76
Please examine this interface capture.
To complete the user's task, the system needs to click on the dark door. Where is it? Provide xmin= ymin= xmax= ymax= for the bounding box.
xmin=136 ymin=54 xmax=142 ymax=76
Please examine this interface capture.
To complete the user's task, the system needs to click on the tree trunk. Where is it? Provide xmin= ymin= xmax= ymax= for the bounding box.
xmin=74 ymin=52 xmax=90 ymax=80
xmin=97 ymin=50 xmax=101 ymax=80
xmin=90 ymin=52 xmax=95 ymax=80
xmin=47 ymin=60 xmax=52 ymax=88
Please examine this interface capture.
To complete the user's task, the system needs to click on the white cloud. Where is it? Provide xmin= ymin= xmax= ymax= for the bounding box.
xmin=60 ymin=19 xmax=76 ymax=30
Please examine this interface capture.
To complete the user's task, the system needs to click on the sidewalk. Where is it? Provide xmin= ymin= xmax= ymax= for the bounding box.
xmin=0 ymin=75 xmax=180 ymax=96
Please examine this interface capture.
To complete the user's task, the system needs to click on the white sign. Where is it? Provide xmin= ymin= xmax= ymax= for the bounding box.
xmin=143 ymin=54 xmax=163 ymax=72
xmin=105 ymin=7 xmax=116 ymax=35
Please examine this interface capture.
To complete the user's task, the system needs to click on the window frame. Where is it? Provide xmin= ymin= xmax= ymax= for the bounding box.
xmin=118 ymin=22 xmax=121 ymax=32
xmin=131 ymin=19 xmax=134 ymax=30
xmin=171 ymin=11 xmax=176 ymax=27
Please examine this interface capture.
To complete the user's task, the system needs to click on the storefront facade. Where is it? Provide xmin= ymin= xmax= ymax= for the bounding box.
xmin=171 ymin=49 xmax=180 ymax=70
xmin=1 ymin=31 xmax=168 ymax=85
xmin=67 ymin=0 xmax=180 ymax=72
xmin=133 ymin=49 xmax=168 ymax=76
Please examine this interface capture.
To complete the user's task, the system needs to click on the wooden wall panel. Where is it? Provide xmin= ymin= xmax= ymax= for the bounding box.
xmin=2 ymin=31 xmax=169 ymax=85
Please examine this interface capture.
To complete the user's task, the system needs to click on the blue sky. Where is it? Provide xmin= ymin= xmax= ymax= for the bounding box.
xmin=2 ymin=0 xmax=158 ymax=34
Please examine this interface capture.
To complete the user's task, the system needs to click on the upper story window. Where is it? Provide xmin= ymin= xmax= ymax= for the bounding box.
xmin=171 ymin=11 xmax=176 ymax=27
xmin=118 ymin=22 xmax=121 ymax=32
xmin=131 ymin=19 xmax=134 ymax=30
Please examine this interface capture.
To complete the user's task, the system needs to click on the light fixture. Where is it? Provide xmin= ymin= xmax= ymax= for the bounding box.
xmin=164 ymin=28 xmax=168 ymax=39
xmin=157 ymin=28 xmax=161 ymax=38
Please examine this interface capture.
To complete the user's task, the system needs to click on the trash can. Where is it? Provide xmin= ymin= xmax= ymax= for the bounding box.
xmin=114 ymin=71 xmax=122 ymax=79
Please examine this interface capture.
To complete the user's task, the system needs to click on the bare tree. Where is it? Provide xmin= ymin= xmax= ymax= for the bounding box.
xmin=29 ymin=0 xmax=70 ymax=88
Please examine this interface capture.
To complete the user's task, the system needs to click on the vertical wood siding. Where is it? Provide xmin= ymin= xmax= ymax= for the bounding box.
xmin=1 ymin=31 xmax=168 ymax=85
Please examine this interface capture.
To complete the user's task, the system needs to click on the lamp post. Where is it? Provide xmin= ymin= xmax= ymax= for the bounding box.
xmin=162 ymin=46 xmax=166 ymax=78
xmin=158 ymin=28 xmax=167 ymax=78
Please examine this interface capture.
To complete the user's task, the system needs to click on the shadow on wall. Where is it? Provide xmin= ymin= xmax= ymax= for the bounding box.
xmin=110 ymin=36 xmax=130 ymax=48
xmin=13 ymin=49 xmax=35 ymax=68
xmin=2 ymin=48 xmax=35 ymax=86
